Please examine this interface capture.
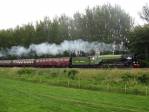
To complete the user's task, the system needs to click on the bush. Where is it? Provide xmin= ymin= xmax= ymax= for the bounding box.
xmin=67 ymin=70 xmax=78 ymax=79
xmin=63 ymin=69 xmax=67 ymax=73
xmin=139 ymin=59 xmax=149 ymax=67
xmin=17 ymin=69 xmax=36 ymax=75
xmin=50 ymin=72 xmax=58 ymax=77
xmin=138 ymin=74 xmax=149 ymax=84
xmin=121 ymin=73 xmax=133 ymax=82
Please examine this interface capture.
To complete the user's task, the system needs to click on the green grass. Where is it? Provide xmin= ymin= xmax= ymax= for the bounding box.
xmin=0 ymin=68 xmax=149 ymax=95
xmin=0 ymin=77 xmax=149 ymax=112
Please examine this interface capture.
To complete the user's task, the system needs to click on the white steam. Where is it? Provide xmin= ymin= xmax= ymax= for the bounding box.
xmin=9 ymin=46 xmax=30 ymax=56
xmin=0 ymin=52 xmax=4 ymax=57
xmin=0 ymin=39 xmax=125 ymax=57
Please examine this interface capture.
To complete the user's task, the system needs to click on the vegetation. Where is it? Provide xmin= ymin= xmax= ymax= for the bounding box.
xmin=1 ymin=78 xmax=149 ymax=112
xmin=1 ymin=68 xmax=149 ymax=95
xmin=139 ymin=4 xmax=149 ymax=23
xmin=128 ymin=25 xmax=149 ymax=60
xmin=0 ymin=4 xmax=132 ymax=51
xmin=128 ymin=4 xmax=149 ymax=65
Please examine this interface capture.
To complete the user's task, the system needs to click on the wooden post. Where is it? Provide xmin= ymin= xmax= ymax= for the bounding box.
xmin=107 ymin=83 xmax=110 ymax=91
xmin=78 ymin=78 xmax=81 ymax=88
xmin=125 ymin=84 xmax=127 ymax=94
xmin=39 ymin=77 xmax=42 ymax=83
xmin=57 ymin=78 xmax=59 ymax=85
xmin=146 ymin=86 xmax=148 ymax=96
xmin=67 ymin=79 xmax=70 ymax=87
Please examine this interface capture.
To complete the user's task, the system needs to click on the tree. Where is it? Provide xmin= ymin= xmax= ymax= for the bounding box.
xmin=58 ymin=15 xmax=71 ymax=41
xmin=140 ymin=4 xmax=149 ymax=23
xmin=128 ymin=4 xmax=149 ymax=62
xmin=0 ymin=3 xmax=133 ymax=58
xmin=72 ymin=4 xmax=133 ymax=43
xmin=128 ymin=24 xmax=149 ymax=60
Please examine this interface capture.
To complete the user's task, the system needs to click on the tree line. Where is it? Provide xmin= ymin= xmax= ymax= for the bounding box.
xmin=128 ymin=3 xmax=149 ymax=66
xmin=0 ymin=4 xmax=133 ymax=50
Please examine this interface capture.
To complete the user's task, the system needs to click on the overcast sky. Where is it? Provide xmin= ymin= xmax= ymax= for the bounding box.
xmin=0 ymin=0 xmax=149 ymax=29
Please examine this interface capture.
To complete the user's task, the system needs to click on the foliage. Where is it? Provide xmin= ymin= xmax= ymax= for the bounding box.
xmin=139 ymin=59 xmax=149 ymax=67
xmin=0 ymin=4 xmax=133 ymax=56
xmin=67 ymin=69 xmax=78 ymax=79
xmin=139 ymin=3 xmax=149 ymax=23
xmin=1 ymin=78 xmax=149 ymax=112
xmin=121 ymin=73 xmax=133 ymax=82
xmin=128 ymin=4 xmax=149 ymax=63
xmin=138 ymin=74 xmax=149 ymax=84
xmin=128 ymin=24 xmax=149 ymax=60
xmin=1 ymin=68 xmax=149 ymax=95
xmin=17 ymin=68 xmax=36 ymax=75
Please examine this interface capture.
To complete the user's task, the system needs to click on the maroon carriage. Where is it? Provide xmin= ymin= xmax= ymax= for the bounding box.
xmin=0 ymin=60 xmax=12 ymax=67
xmin=12 ymin=59 xmax=35 ymax=67
xmin=35 ymin=57 xmax=70 ymax=67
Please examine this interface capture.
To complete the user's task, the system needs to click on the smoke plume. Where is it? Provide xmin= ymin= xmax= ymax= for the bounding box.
xmin=0 ymin=39 xmax=125 ymax=57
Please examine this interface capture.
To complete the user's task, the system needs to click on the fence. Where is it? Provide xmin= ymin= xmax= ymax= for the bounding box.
xmin=49 ymin=79 xmax=149 ymax=96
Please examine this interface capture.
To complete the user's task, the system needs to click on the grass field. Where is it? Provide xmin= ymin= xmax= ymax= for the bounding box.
xmin=0 ymin=68 xmax=149 ymax=112
xmin=0 ymin=68 xmax=149 ymax=95
xmin=0 ymin=77 xmax=149 ymax=112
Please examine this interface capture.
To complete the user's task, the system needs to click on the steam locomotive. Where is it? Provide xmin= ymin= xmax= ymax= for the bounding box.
xmin=0 ymin=54 xmax=140 ymax=68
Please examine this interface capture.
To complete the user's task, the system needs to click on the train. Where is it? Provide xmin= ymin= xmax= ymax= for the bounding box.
xmin=0 ymin=54 xmax=140 ymax=68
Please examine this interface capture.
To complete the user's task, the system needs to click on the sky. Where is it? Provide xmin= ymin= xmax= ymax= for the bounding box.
xmin=0 ymin=0 xmax=149 ymax=29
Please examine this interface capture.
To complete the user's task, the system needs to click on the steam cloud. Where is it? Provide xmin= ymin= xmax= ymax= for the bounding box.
xmin=0 ymin=39 xmax=125 ymax=57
